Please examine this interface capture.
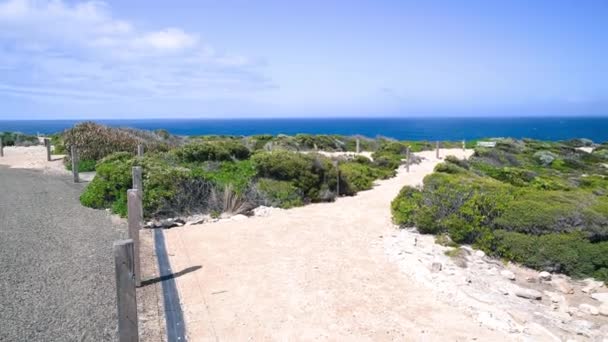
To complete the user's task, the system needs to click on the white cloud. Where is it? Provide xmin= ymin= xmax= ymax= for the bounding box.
xmin=0 ymin=0 xmax=272 ymax=102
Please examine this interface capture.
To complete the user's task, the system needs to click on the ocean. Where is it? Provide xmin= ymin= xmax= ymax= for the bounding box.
xmin=1 ymin=117 xmax=608 ymax=142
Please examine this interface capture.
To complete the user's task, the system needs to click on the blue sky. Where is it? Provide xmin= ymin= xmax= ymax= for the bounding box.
xmin=0 ymin=0 xmax=606 ymax=119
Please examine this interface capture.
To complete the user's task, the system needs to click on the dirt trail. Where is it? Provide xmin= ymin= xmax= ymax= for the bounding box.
xmin=163 ymin=149 xmax=518 ymax=341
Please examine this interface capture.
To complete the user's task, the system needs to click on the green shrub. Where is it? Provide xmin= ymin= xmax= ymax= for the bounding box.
xmin=66 ymin=158 xmax=97 ymax=172
xmin=338 ymin=162 xmax=378 ymax=195
xmin=391 ymin=186 xmax=422 ymax=226
xmin=252 ymin=151 xmax=337 ymax=202
xmin=0 ymin=132 xmax=39 ymax=146
xmin=175 ymin=141 xmax=250 ymax=163
xmin=255 ymin=178 xmax=303 ymax=208
xmin=489 ymin=230 xmax=608 ymax=281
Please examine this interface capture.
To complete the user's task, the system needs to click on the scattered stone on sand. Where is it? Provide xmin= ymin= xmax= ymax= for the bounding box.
xmin=514 ymin=287 xmax=542 ymax=300
xmin=431 ymin=262 xmax=442 ymax=273
xmin=543 ymin=290 xmax=565 ymax=304
xmin=591 ymin=292 xmax=608 ymax=303
xmin=501 ymin=270 xmax=516 ymax=281
xmin=552 ymin=278 xmax=575 ymax=294
xmin=474 ymin=250 xmax=485 ymax=258
xmin=581 ymin=279 xmax=604 ymax=294
xmin=579 ymin=304 xmax=599 ymax=316
xmin=252 ymin=205 xmax=280 ymax=217
xmin=230 ymin=214 xmax=248 ymax=221
xmin=538 ymin=271 xmax=551 ymax=281
xmin=569 ymin=320 xmax=594 ymax=337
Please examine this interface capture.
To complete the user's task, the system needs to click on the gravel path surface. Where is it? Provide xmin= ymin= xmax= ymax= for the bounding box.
xmin=0 ymin=166 xmax=126 ymax=341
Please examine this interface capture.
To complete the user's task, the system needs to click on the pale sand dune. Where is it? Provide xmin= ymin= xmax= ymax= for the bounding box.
xmin=162 ymin=149 xmax=519 ymax=341
xmin=0 ymin=146 xmax=67 ymax=175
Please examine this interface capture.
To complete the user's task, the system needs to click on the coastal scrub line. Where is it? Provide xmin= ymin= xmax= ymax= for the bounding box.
xmin=391 ymin=138 xmax=608 ymax=281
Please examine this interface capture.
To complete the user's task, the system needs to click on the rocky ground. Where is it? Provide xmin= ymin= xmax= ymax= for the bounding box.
xmin=385 ymin=229 xmax=608 ymax=341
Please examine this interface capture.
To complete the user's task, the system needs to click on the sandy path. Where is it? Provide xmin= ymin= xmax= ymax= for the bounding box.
xmin=163 ymin=149 xmax=512 ymax=341
xmin=0 ymin=146 xmax=67 ymax=175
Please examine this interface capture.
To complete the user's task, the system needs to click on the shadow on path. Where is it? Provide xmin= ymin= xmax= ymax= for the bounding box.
xmin=141 ymin=265 xmax=202 ymax=287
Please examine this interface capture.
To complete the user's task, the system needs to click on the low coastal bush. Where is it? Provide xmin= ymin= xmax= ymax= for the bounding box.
xmin=0 ymin=132 xmax=39 ymax=146
xmin=254 ymin=178 xmax=303 ymax=208
xmin=391 ymin=138 xmax=608 ymax=281
xmin=174 ymin=141 xmax=251 ymax=162
xmin=62 ymin=122 xmax=178 ymax=167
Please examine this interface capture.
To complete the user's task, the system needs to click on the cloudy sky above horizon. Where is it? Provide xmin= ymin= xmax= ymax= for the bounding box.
xmin=0 ymin=0 xmax=607 ymax=119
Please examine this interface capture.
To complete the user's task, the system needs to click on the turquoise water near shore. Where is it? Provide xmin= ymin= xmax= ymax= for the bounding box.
xmin=1 ymin=117 xmax=608 ymax=142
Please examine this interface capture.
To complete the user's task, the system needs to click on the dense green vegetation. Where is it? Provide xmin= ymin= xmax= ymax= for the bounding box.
xmin=391 ymin=138 xmax=608 ymax=281
xmin=0 ymin=132 xmax=39 ymax=146
xmin=76 ymin=122 xmax=432 ymax=218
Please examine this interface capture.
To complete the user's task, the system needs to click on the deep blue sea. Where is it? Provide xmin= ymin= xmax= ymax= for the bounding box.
xmin=1 ymin=117 xmax=608 ymax=142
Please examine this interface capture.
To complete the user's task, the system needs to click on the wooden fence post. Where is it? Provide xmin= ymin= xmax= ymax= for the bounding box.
xmin=44 ymin=138 xmax=51 ymax=161
xmin=137 ymin=144 xmax=144 ymax=157
xmin=113 ymin=239 xmax=139 ymax=342
xmin=462 ymin=140 xmax=466 ymax=152
xmin=435 ymin=141 xmax=440 ymax=159
xmin=127 ymin=189 xmax=142 ymax=287
xmin=132 ymin=167 xmax=142 ymax=191
xmin=0 ymin=137 xmax=3 ymax=157
xmin=71 ymin=146 xmax=79 ymax=183
xmin=356 ymin=139 xmax=360 ymax=154
xmin=406 ymin=146 xmax=411 ymax=172
xmin=334 ymin=160 xmax=340 ymax=196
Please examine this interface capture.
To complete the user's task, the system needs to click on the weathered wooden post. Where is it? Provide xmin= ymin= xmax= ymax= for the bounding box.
xmin=71 ymin=146 xmax=79 ymax=183
xmin=132 ymin=166 xmax=142 ymax=191
xmin=356 ymin=139 xmax=360 ymax=154
xmin=113 ymin=239 xmax=139 ymax=342
xmin=462 ymin=139 xmax=466 ymax=152
xmin=137 ymin=144 xmax=144 ymax=157
xmin=435 ymin=141 xmax=440 ymax=159
xmin=44 ymin=138 xmax=51 ymax=161
xmin=406 ymin=146 xmax=411 ymax=172
xmin=334 ymin=160 xmax=340 ymax=196
xmin=0 ymin=137 xmax=4 ymax=157
xmin=127 ymin=189 xmax=142 ymax=287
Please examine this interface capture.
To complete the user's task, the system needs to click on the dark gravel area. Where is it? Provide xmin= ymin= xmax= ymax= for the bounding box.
xmin=0 ymin=166 xmax=127 ymax=341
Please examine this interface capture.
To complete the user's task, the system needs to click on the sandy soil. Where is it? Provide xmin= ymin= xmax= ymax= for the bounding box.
xmin=162 ymin=149 xmax=521 ymax=341
xmin=0 ymin=146 xmax=67 ymax=175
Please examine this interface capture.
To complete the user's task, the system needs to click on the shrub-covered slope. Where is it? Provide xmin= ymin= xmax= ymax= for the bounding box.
xmin=391 ymin=139 xmax=608 ymax=281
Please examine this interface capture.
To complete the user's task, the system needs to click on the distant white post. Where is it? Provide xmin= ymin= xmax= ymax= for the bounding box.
xmin=435 ymin=141 xmax=440 ymax=159
xmin=462 ymin=139 xmax=466 ymax=152
xmin=44 ymin=138 xmax=51 ymax=161
xmin=71 ymin=146 xmax=79 ymax=183
xmin=137 ymin=144 xmax=144 ymax=157
xmin=356 ymin=139 xmax=360 ymax=154
xmin=127 ymin=189 xmax=142 ymax=287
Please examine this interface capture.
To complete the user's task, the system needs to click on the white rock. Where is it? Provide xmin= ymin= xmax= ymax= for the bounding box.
xmin=475 ymin=250 xmax=486 ymax=258
xmin=552 ymin=278 xmax=574 ymax=294
xmin=501 ymin=270 xmax=516 ymax=281
xmin=579 ymin=303 xmax=599 ymax=315
xmin=515 ymin=287 xmax=542 ymax=300
xmin=543 ymin=290 xmax=564 ymax=304
xmin=538 ymin=271 xmax=552 ymax=281
xmin=591 ymin=292 xmax=608 ymax=303
xmin=230 ymin=214 xmax=248 ymax=221
xmin=581 ymin=279 xmax=604 ymax=294
xmin=599 ymin=304 xmax=608 ymax=317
